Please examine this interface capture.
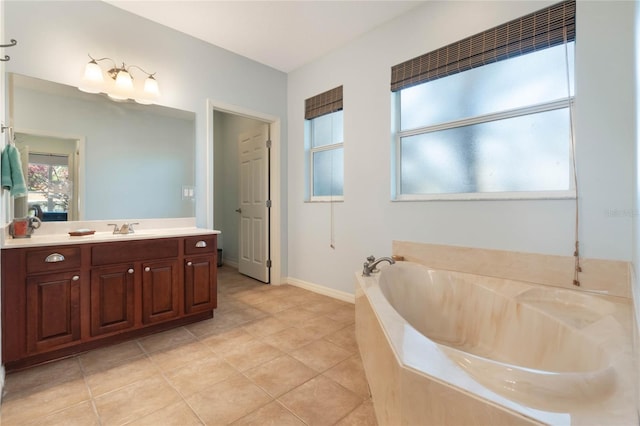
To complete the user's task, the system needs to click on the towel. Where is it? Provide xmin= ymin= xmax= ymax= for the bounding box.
xmin=1 ymin=144 xmax=27 ymax=198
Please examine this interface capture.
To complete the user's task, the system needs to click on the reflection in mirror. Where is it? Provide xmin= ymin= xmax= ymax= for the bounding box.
xmin=9 ymin=73 xmax=196 ymax=222
xmin=14 ymin=132 xmax=79 ymax=221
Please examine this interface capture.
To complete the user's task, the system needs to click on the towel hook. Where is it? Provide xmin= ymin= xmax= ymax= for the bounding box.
xmin=0 ymin=39 xmax=17 ymax=48
xmin=0 ymin=39 xmax=17 ymax=62
xmin=2 ymin=125 xmax=15 ymax=145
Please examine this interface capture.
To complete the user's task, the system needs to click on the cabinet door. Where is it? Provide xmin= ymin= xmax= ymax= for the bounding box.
xmin=90 ymin=265 xmax=135 ymax=336
xmin=141 ymin=259 xmax=180 ymax=325
xmin=26 ymin=271 xmax=81 ymax=354
xmin=184 ymin=256 xmax=217 ymax=314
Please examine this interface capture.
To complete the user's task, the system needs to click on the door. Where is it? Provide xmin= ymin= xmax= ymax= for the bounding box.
xmin=237 ymin=124 xmax=270 ymax=282
xmin=90 ymin=264 xmax=135 ymax=336
xmin=185 ymin=255 xmax=217 ymax=314
xmin=141 ymin=259 xmax=180 ymax=324
xmin=26 ymin=271 xmax=81 ymax=354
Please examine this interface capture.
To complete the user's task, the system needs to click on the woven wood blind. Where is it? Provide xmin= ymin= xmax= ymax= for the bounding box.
xmin=391 ymin=0 xmax=575 ymax=92
xmin=305 ymin=86 xmax=343 ymax=120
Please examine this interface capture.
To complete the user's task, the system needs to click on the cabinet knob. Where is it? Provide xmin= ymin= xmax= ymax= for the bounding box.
xmin=186 ymin=261 xmax=193 ymax=266
xmin=128 ymin=268 xmax=134 ymax=274
xmin=45 ymin=253 xmax=65 ymax=263
xmin=72 ymin=275 xmax=80 ymax=281
xmin=195 ymin=240 xmax=207 ymax=248
xmin=145 ymin=267 xmax=151 ymax=272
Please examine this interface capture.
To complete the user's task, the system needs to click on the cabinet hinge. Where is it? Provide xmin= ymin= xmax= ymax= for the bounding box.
xmin=266 ymin=139 xmax=272 ymax=149
xmin=266 ymin=199 xmax=272 ymax=208
xmin=266 ymin=259 xmax=272 ymax=268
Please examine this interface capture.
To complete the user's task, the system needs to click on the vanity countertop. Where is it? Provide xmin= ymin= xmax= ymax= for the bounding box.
xmin=1 ymin=218 xmax=220 ymax=249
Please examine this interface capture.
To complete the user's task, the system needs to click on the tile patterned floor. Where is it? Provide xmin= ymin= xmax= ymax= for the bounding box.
xmin=0 ymin=266 xmax=378 ymax=425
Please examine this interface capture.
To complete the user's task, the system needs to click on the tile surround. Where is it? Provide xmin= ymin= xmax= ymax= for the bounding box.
xmin=0 ymin=266 xmax=375 ymax=425
xmin=393 ymin=240 xmax=631 ymax=298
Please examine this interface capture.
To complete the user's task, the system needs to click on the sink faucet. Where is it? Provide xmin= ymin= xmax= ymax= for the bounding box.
xmin=108 ymin=222 xmax=139 ymax=234
xmin=362 ymin=255 xmax=395 ymax=276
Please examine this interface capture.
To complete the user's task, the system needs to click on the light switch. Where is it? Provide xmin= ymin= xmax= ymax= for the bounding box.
xmin=182 ymin=185 xmax=195 ymax=200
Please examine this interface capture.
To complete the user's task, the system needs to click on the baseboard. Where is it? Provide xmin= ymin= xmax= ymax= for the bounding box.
xmin=285 ymin=277 xmax=354 ymax=304
xmin=221 ymin=259 xmax=238 ymax=269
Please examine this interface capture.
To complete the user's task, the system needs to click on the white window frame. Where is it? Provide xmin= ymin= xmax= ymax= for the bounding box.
xmin=392 ymin=72 xmax=576 ymax=202
xmin=393 ymin=98 xmax=577 ymax=201
xmin=306 ymin=112 xmax=344 ymax=203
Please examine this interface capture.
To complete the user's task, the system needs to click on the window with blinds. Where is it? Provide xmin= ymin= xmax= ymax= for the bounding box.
xmin=305 ymin=86 xmax=344 ymax=200
xmin=392 ymin=0 xmax=576 ymax=200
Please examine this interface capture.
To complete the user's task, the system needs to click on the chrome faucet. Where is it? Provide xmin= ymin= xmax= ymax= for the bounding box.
xmin=108 ymin=222 xmax=139 ymax=234
xmin=362 ymin=255 xmax=395 ymax=276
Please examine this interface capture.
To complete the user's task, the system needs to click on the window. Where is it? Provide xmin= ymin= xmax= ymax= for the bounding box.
xmin=305 ymin=86 xmax=344 ymax=200
xmin=392 ymin=0 xmax=576 ymax=200
xmin=27 ymin=152 xmax=71 ymax=217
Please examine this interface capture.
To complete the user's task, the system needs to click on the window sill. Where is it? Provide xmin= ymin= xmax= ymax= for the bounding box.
xmin=306 ymin=197 xmax=344 ymax=203
xmin=393 ymin=190 xmax=576 ymax=202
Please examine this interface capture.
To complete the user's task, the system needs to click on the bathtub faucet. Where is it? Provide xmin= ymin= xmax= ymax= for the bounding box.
xmin=362 ymin=255 xmax=395 ymax=276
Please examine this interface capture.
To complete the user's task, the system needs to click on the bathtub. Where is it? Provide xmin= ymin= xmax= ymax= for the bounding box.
xmin=355 ymin=261 xmax=636 ymax=425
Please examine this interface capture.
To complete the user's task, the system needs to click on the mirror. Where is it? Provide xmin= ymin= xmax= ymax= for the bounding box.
xmin=9 ymin=73 xmax=196 ymax=222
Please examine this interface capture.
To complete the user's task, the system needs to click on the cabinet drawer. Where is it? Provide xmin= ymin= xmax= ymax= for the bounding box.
xmin=92 ymin=239 xmax=179 ymax=266
xmin=26 ymin=247 xmax=81 ymax=274
xmin=184 ymin=235 xmax=217 ymax=255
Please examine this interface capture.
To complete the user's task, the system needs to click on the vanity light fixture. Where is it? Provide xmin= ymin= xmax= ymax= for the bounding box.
xmin=79 ymin=54 xmax=160 ymax=105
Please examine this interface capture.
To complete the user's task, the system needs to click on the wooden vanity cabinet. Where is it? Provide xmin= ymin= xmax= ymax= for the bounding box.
xmin=184 ymin=235 xmax=218 ymax=314
xmin=89 ymin=263 xmax=136 ymax=337
xmin=19 ymin=247 xmax=83 ymax=356
xmin=90 ymin=239 xmax=181 ymax=335
xmin=141 ymin=259 xmax=180 ymax=325
xmin=2 ymin=234 xmax=217 ymax=370
xmin=26 ymin=270 xmax=82 ymax=354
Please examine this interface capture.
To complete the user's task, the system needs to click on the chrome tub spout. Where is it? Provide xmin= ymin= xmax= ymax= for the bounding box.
xmin=362 ymin=255 xmax=395 ymax=276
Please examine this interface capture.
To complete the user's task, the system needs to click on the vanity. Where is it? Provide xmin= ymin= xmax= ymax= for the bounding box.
xmin=1 ymin=223 xmax=219 ymax=371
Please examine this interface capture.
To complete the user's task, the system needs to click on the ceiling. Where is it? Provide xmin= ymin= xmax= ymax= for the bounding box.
xmin=104 ymin=1 xmax=426 ymax=73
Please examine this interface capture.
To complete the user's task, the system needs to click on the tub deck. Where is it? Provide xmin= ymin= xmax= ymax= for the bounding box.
xmin=356 ymin=262 xmax=636 ymax=425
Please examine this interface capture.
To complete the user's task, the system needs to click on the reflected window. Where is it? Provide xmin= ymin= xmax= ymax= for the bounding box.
xmin=27 ymin=153 xmax=71 ymax=221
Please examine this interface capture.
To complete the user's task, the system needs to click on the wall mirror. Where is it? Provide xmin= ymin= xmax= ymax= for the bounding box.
xmin=8 ymin=73 xmax=196 ymax=222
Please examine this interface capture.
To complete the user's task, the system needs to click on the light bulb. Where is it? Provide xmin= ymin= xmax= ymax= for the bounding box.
xmin=135 ymin=75 xmax=159 ymax=105
xmin=114 ymin=69 xmax=133 ymax=91
xmin=143 ymin=76 xmax=159 ymax=96
xmin=84 ymin=60 xmax=103 ymax=82
xmin=79 ymin=60 xmax=104 ymax=94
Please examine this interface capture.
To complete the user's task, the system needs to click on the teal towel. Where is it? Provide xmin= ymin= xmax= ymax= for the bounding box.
xmin=1 ymin=145 xmax=27 ymax=198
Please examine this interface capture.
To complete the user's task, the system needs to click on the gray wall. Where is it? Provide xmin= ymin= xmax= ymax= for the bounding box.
xmin=4 ymin=0 xmax=288 ymax=264
xmin=287 ymin=0 xmax=636 ymax=294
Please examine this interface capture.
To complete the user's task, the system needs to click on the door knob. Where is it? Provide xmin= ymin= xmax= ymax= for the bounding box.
xmin=235 ymin=208 xmax=242 ymax=213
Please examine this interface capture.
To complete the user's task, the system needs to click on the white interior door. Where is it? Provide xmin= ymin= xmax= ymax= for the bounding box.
xmin=237 ymin=123 xmax=270 ymax=283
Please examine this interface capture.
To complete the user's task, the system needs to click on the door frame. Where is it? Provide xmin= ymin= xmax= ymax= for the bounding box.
xmin=206 ymin=99 xmax=282 ymax=285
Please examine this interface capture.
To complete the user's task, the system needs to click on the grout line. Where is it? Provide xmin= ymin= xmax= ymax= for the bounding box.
xmin=141 ymin=350 xmax=209 ymax=426
xmin=76 ymin=355 xmax=104 ymax=425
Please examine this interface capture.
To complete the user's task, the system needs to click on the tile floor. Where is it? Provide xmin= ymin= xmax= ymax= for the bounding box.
xmin=0 ymin=266 xmax=378 ymax=425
